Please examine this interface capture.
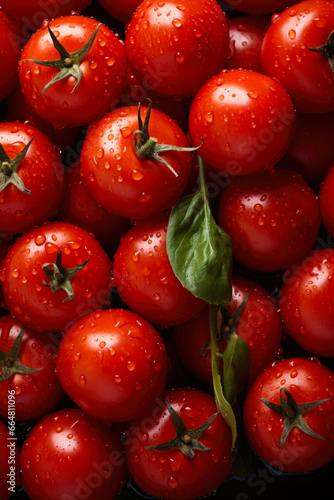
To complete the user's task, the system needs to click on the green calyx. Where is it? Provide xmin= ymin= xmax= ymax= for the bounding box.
xmin=22 ymin=22 xmax=102 ymax=94
xmin=308 ymin=30 xmax=334 ymax=72
xmin=134 ymin=100 xmax=203 ymax=177
xmin=0 ymin=138 xmax=34 ymax=194
xmin=42 ymin=249 xmax=90 ymax=302
xmin=145 ymin=400 xmax=218 ymax=460
xmin=260 ymin=387 xmax=330 ymax=448
xmin=0 ymin=328 xmax=42 ymax=383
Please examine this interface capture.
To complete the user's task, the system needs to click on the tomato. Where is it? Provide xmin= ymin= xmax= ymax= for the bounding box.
xmin=217 ymin=168 xmax=321 ymax=273
xmin=56 ymin=308 xmax=169 ymax=421
xmin=243 ymin=358 xmax=334 ymax=473
xmin=226 ymin=16 xmax=270 ymax=73
xmin=0 ymin=221 xmax=112 ymax=332
xmin=19 ymin=16 xmax=127 ymax=127
xmin=261 ymin=0 xmax=334 ymax=114
xmin=80 ymin=105 xmax=193 ymax=220
xmin=222 ymin=0 xmax=297 ymax=15
xmin=0 ymin=122 xmax=64 ymax=235
xmin=20 ymin=408 xmax=126 ymax=500
xmin=97 ymin=0 xmax=141 ymax=24
xmin=278 ymin=248 xmax=334 ymax=358
xmin=0 ymin=316 xmax=64 ymax=421
xmin=113 ymin=215 xmax=206 ymax=326
xmin=277 ymin=111 xmax=334 ymax=186
xmin=173 ymin=275 xmax=282 ymax=384
xmin=0 ymin=418 xmax=20 ymax=500
xmin=57 ymin=160 xmax=131 ymax=254
xmin=319 ymin=163 xmax=334 ymax=239
xmin=188 ymin=69 xmax=296 ymax=176
xmin=124 ymin=0 xmax=229 ymax=98
xmin=124 ymin=388 xmax=232 ymax=500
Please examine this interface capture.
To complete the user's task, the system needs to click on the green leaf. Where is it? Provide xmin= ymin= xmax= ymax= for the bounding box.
xmin=222 ymin=332 xmax=251 ymax=407
xmin=166 ymin=155 xmax=232 ymax=306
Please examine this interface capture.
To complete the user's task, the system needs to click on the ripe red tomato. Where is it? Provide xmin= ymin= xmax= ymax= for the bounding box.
xmin=124 ymin=388 xmax=232 ymax=500
xmin=0 ymin=122 xmax=64 ymax=235
xmin=0 ymin=419 xmax=20 ymax=500
xmin=173 ymin=275 xmax=282 ymax=384
xmin=19 ymin=16 xmax=127 ymax=127
xmin=56 ymin=308 xmax=169 ymax=421
xmin=124 ymin=0 xmax=230 ymax=98
xmin=112 ymin=215 xmax=206 ymax=326
xmin=279 ymin=248 xmax=334 ymax=358
xmin=0 ymin=7 xmax=21 ymax=103
xmin=243 ymin=358 xmax=334 ymax=473
xmin=20 ymin=408 xmax=126 ymax=500
xmin=0 ymin=221 xmax=112 ymax=332
xmin=97 ymin=0 xmax=141 ymax=23
xmin=222 ymin=0 xmax=297 ymax=15
xmin=80 ymin=105 xmax=193 ymax=220
xmin=188 ymin=69 xmax=296 ymax=176
xmin=319 ymin=163 xmax=334 ymax=238
xmin=261 ymin=0 xmax=334 ymax=114
xmin=0 ymin=316 xmax=64 ymax=421
xmin=217 ymin=168 xmax=321 ymax=272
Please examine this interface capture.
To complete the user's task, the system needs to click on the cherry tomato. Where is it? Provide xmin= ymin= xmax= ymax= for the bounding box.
xmin=124 ymin=0 xmax=230 ymax=98
xmin=124 ymin=388 xmax=232 ymax=500
xmin=261 ymin=0 xmax=334 ymax=114
xmin=112 ymin=215 xmax=206 ymax=327
xmin=217 ymin=168 xmax=321 ymax=272
xmin=0 ymin=7 xmax=21 ymax=103
xmin=0 ymin=122 xmax=64 ymax=235
xmin=19 ymin=16 xmax=127 ymax=127
xmin=56 ymin=308 xmax=169 ymax=421
xmin=243 ymin=358 xmax=334 ymax=473
xmin=0 ymin=419 xmax=20 ymax=500
xmin=319 ymin=163 xmax=334 ymax=239
xmin=222 ymin=0 xmax=297 ymax=15
xmin=189 ymin=69 xmax=296 ymax=176
xmin=20 ymin=408 xmax=126 ymax=500
xmin=0 ymin=221 xmax=112 ymax=332
xmin=97 ymin=0 xmax=141 ymax=24
xmin=279 ymin=248 xmax=334 ymax=357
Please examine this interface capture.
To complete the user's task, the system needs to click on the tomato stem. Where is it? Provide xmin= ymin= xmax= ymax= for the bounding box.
xmin=308 ymin=30 xmax=334 ymax=72
xmin=0 ymin=138 xmax=34 ymax=195
xmin=0 ymin=329 xmax=42 ymax=383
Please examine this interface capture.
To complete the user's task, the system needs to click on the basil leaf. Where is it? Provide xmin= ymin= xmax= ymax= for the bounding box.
xmin=166 ymin=156 xmax=232 ymax=306
xmin=222 ymin=333 xmax=251 ymax=407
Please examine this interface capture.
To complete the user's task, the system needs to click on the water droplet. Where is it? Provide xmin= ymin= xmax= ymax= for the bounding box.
xmin=167 ymin=477 xmax=179 ymax=489
xmin=205 ymin=111 xmax=214 ymax=123
xmin=288 ymin=29 xmax=296 ymax=39
xmin=127 ymin=361 xmax=136 ymax=371
xmin=247 ymin=92 xmax=258 ymax=99
xmin=175 ymin=52 xmax=185 ymax=64
xmin=11 ymin=269 xmax=20 ymax=279
xmin=96 ymin=148 xmax=104 ymax=159
xmin=121 ymin=127 xmax=132 ymax=138
xmin=79 ymin=375 xmax=86 ymax=385
xmin=290 ymin=370 xmax=298 ymax=378
xmin=45 ymin=242 xmax=59 ymax=255
xmin=313 ymin=17 xmax=327 ymax=28
xmin=132 ymin=170 xmax=144 ymax=181
xmin=114 ymin=375 xmax=122 ymax=383
xmin=56 ymin=426 xmax=63 ymax=433
xmin=35 ymin=234 xmax=46 ymax=245
xmin=172 ymin=18 xmax=182 ymax=28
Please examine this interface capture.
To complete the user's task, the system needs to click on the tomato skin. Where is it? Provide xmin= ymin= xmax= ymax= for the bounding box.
xmin=56 ymin=308 xmax=169 ymax=421
xmin=222 ymin=0 xmax=297 ymax=15
xmin=0 ymin=221 xmax=112 ymax=332
xmin=243 ymin=358 xmax=334 ymax=473
xmin=20 ymin=408 xmax=126 ymax=500
xmin=0 ymin=122 xmax=65 ymax=235
xmin=124 ymin=0 xmax=229 ymax=98
xmin=188 ymin=69 xmax=296 ymax=176
xmin=97 ymin=0 xmax=141 ymax=23
xmin=0 ymin=316 xmax=64 ymax=421
xmin=217 ymin=168 xmax=321 ymax=273
xmin=319 ymin=163 xmax=334 ymax=239
xmin=0 ymin=419 xmax=20 ymax=499
xmin=19 ymin=16 xmax=127 ymax=127
xmin=0 ymin=8 xmax=21 ymax=103
xmin=125 ymin=388 xmax=232 ymax=500
xmin=279 ymin=248 xmax=334 ymax=357
xmin=261 ymin=0 xmax=334 ymax=114
xmin=80 ymin=106 xmax=192 ymax=219
xmin=113 ymin=215 xmax=206 ymax=327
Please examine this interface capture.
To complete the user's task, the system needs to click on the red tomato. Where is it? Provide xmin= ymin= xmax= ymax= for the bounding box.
xmin=226 ymin=16 xmax=270 ymax=73
xmin=0 ymin=221 xmax=112 ymax=332
xmin=319 ymin=163 xmax=334 ymax=238
xmin=217 ymin=168 xmax=321 ymax=272
xmin=19 ymin=16 xmax=127 ymax=127
xmin=0 ymin=316 xmax=64 ymax=421
xmin=173 ymin=276 xmax=282 ymax=384
xmin=56 ymin=308 xmax=169 ymax=421
xmin=0 ymin=419 xmax=20 ymax=500
xmin=0 ymin=7 xmax=21 ymax=103
xmin=188 ymin=69 xmax=296 ymax=176
xmin=80 ymin=105 xmax=193 ymax=220
xmin=112 ymin=215 xmax=206 ymax=326
xmin=57 ymin=161 xmax=131 ymax=254
xmin=261 ymin=0 xmax=334 ymax=114
xmin=243 ymin=358 xmax=334 ymax=473
xmin=278 ymin=248 xmax=334 ymax=357
xmin=124 ymin=0 xmax=230 ymax=98
xmin=124 ymin=388 xmax=232 ymax=500
xmin=0 ymin=122 xmax=64 ymax=235
xmin=222 ymin=0 xmax=297 ymax=15
xmin=97 ymin=0 xmax=141 ymax=23
xmin=20 ymin=408 xmax=126 ymax=500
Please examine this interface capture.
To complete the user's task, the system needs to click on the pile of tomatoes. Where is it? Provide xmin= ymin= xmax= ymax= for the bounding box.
xmin=0 ymin=0 xmax=333 ymax=499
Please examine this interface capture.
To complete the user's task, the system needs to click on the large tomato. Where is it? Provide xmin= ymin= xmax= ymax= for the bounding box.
xmin=19 ymin=16 xmax=127 ymax=127
xmin=124 ymin=0 xmax=230 ymax=98
xmin=261 ymin=0 xmax=334 ymax=114
xmin=188 ymin=69 xmax=296 ymax=176
xmin=0 ymin=221 xmax=112 ymax=332
xmin=56 ymin=308 xmax=169 ymax=421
